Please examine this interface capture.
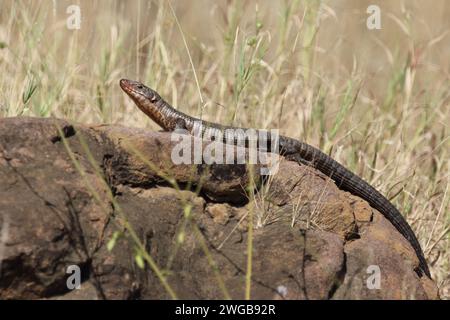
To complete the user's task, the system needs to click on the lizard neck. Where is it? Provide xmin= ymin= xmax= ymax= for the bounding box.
xmin=134 ymin=95 xmax=184 ymax=131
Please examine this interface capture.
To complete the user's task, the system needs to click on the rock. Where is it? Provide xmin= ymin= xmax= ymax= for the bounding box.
xmin=100 ymin=125 xmax=260 ymax=203
xmin=0 ymin=117 xmax=439 ymax=299
xmin=51 ymin=281 xmax=99 ymax=300
xmin=206 ymin=203 xmax=233 ymax=225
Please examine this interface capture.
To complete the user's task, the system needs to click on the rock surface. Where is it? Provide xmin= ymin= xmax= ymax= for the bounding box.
xmin=0 ymin=117 xmax=439 ymax=299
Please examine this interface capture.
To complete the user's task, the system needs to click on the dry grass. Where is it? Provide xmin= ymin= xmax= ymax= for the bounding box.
xmin=0 ymin=0 xmax=448 ymax=298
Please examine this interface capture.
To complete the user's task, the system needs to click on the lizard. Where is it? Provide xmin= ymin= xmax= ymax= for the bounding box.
xmin=119 ymin=78 xmax=431 ymax=278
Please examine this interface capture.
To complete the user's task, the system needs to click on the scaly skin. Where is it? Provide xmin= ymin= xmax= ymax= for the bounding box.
xmin=120 ymin=78 xmax=431 ymax=278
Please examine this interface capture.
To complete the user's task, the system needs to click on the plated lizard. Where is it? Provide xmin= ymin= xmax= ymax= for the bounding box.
xmin=120 ymin=78 xmax=431 ymax=278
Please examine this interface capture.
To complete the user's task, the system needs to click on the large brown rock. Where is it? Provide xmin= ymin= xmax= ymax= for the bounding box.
xmin=0 ymin=117 xmax=438 ymax=299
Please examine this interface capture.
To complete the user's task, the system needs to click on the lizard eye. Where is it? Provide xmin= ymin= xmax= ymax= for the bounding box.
xmin=136 ymin=85 xmax=144 ymax=89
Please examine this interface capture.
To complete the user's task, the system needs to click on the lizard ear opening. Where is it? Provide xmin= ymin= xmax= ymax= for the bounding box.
xmin=150 ymin=92 xmax=160 ymax=103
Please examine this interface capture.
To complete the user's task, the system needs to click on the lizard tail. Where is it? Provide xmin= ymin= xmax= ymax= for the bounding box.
xmin=284 ymin=140 xmax=431 ymax=278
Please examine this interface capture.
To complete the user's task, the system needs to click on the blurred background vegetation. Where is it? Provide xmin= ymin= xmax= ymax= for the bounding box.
xmin=0 ymin=0 xmax=448 ymax=297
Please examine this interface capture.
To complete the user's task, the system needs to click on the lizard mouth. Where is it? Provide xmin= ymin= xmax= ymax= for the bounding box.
xmin=120 ymin=79 xmax=149 ymax=100
xmin=119 ymin=79 xmax=134 ymax=94
xmin=120 ymin=79 xmax=161 ymax=105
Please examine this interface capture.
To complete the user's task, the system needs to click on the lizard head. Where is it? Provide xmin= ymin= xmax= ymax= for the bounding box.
xmin=120 ymin=79 xmax=161 ymax=104
xmin=120 ymin=79 xmax=173 ymax=130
